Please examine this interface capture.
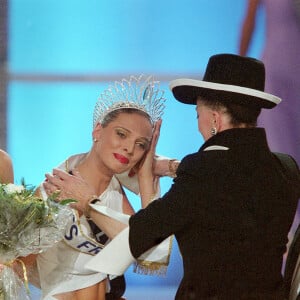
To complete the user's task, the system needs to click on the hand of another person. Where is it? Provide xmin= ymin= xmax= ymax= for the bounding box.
xmin=128 ymin=155 xmax=169 ymax=178
xmin=128 ymin=155 xmax=180 ymax=178
xmin=43 ymin=169 xmax=97 ymax=213
xmin=153 ymin=155 xmax=180 ymax=178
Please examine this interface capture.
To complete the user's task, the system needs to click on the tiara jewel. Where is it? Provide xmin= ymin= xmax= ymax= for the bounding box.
xmin=93 ymin=75 xmax=166 ymax=127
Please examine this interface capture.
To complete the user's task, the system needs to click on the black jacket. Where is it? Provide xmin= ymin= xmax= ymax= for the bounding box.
xmin=129 ymin=128 xmax=300 ymax=299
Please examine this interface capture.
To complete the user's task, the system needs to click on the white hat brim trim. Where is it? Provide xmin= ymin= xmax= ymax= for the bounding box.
xmin=169 ymin=78 xmax=281 ymax=105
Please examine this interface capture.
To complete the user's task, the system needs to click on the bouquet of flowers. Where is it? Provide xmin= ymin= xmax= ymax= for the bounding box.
xmin=0 ymin=182 xmax=74 ymax=300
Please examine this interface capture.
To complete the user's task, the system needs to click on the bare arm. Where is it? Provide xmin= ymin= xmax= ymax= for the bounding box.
xmin=238 ymin=0 xmax=260 ymax=56
xmin=0 ymin=150 xmax=14 ymax=183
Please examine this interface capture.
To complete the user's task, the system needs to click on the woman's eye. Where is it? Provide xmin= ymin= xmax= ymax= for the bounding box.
xmin=116 ymin=131 xmax=126 ymax=138
xmin=136 ymin=142 xmax=146 ymax=150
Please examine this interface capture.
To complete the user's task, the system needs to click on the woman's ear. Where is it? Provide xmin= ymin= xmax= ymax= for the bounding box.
xmin=211 ymin=111 xmax=221 ymax=131
xmin=213 ymin=109 xmax=230 ymax=131
xmin=92 ymin=123 xmax=102 ymax=142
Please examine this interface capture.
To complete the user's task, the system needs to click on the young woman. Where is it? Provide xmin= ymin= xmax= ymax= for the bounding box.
xmin=30 ymin=75 xmax=175 ymax=300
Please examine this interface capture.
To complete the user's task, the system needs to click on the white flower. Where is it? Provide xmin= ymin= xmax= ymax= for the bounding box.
xmin=3 ymin=183 xmax=25 ymax=194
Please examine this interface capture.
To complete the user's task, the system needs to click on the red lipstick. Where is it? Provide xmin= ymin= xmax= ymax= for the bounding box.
xmin=113 ymin=153 xmax=129 ymax=164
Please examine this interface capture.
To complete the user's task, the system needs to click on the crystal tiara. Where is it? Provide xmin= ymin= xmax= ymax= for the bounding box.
xmin=93 ymin=75 xmax=166 ymax=127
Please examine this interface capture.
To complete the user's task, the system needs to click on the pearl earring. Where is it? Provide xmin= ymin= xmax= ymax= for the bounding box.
xmin=93 ymin=138 xmax=98 ymax=142
xmin=211 ymin=127 xmax=217 ymax=136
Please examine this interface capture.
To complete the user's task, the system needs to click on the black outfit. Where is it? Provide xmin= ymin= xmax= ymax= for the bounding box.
xmin=129 ymin=128 xmax=300 ymax=299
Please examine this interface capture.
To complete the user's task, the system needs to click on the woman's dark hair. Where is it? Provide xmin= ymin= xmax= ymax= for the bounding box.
xmin=200 ymin=97 xmax=261 ymax=127
xmin=101 ymin=108 xmax=152 ymax=128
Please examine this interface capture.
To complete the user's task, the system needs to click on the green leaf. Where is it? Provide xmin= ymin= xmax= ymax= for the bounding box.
xmin=59 ymin=199 xmax=78 ymax=206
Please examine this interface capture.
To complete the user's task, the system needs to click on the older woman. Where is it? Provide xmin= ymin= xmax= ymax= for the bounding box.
xmin=82 ymin=54 xmax=300 ymax=299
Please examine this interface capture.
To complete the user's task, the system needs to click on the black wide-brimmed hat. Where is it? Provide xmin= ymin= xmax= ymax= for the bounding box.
xmin=169 ymin=53 xmax=281 ymax=109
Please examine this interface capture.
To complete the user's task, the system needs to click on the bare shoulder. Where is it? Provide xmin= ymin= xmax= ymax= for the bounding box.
xmin=0 ymin=149 xmax=14 ymax=183
xmin=0 ymin=149 xmax=13 ymax=166
xmin=0 ymin=149 xmax=11 ymax=161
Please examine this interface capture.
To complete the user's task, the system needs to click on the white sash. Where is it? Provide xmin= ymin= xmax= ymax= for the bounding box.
xmin=86 ymin=192 xmax=173 ymax=276
xmin=63 ymin=210 xmax=108 ymax=255
xmin=40 ymin=183 xmax=109 ymax=256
